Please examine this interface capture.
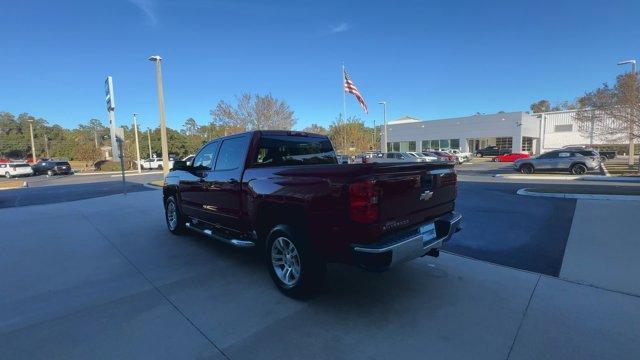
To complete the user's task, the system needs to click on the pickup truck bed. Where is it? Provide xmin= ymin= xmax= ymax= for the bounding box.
xmin=163 ymin=130 xmax=462 ymax=297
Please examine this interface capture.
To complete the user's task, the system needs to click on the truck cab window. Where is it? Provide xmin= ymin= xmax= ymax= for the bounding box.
xmin=215 ymin=136 xmax=250 ymax=170
xmin=253 ymin=135 xmax=336 ymax=167
xmin=192 ymin=141 xmax=219 ymax=171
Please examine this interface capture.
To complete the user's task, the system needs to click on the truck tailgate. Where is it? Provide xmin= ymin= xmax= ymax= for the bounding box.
xmin=371 ymin=163 xmax=457 ymax=222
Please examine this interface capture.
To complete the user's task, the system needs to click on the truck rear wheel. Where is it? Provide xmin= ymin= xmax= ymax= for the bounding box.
xmin=266 ymin=225 xmax=325 ymax=299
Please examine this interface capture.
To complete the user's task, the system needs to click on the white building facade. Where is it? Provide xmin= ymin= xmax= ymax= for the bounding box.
xmin=384 ymin=110 xmax=630 ymax=155
xmin=385 ymin=112 xmax=541 ymax=154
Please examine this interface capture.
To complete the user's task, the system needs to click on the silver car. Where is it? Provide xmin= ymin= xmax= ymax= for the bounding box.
xmin=369 ymin=152 xmax=426 ymax=163
xmin=513 ymin=150 xmax=600 ymax=175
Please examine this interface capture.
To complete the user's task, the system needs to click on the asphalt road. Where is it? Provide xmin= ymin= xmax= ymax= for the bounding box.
xmin=0 ymin=173 xmax=162 ymax=209
xmin=445 ymin=180 xmax=576 ymax=276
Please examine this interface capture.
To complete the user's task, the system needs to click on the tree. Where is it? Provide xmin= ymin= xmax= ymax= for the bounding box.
xmin=530 ymin=100 xmax=551 ymax=113
xmin=182 ymin=118 xmax=199 ymax=136
xmin=574 ymin=73 xmax=640 ymax=168
xmin=327 ymin=115 xmax=372 ymax=155
xmin=302 ymin=124 xmax=328 ymax=135
xmin=210 ymin=93 xmax=297 ymax=133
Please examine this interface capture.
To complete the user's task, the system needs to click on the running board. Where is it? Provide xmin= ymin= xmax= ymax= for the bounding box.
xmin=185 ymin=222 xmax=255 ymax=248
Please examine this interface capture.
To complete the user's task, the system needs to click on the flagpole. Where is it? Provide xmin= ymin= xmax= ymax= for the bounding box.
xmin=342 ymin=62 xmax=346 ymax=120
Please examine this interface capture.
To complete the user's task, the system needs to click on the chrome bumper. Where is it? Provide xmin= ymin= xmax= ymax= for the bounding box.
xmin=351 ymin=212 xmax=462 ymax=270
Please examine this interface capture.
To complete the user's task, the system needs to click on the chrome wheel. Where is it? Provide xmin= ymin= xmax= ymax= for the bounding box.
xmin=271 ymin=236 xmax=301 ymax=287
xmin=166 ymin=200 xmax=178 ymax=230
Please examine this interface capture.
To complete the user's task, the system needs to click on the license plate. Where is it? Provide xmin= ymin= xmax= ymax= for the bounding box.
xmin=420 ymin=223 xmax=437 ymax=246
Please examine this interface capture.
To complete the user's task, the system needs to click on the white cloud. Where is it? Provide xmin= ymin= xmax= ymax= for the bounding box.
xmin=128 ymin=0 xmax=158 ymax=26
xmin=329 ymin=22 xmax=351 ymax=34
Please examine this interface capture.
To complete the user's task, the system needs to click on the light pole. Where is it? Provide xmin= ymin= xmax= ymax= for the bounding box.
xmin=618 ymin=59 xmax=638 ymax=169
xmin=378 ymin=101 xmax=388 ymax=153
xmin=148 ymin=55 xmax=170 ymax=173
xmin=132 ymin=113 xmax=142 ymax=174
xmin=27 ymin=118 xmax=36 ymax=163
xmin=147 ymin=128 xmax=153 ymax=159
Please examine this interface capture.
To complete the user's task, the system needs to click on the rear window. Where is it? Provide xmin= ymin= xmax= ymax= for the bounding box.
xmin=55 ymin=162 xmax=70 ymax=166
xmin=12 ymin=164 xmax=31 ymax=168
xmin=253 ymin=135 xmax=337 ymax=167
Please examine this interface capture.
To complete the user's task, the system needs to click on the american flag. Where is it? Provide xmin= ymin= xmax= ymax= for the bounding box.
xmin=343 ymin=69 xmax=368 ymax=114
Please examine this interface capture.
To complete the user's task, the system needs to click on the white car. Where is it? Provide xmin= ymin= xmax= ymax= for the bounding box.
xmin=1 ymin=162 xmax=33 ymax=178
xmin=139 ymin=158 xmax=175 ymax=170
xmin=440 ymin=149 xmax=470 ymax=163
xmin=407 ymin=152 xmax=438 ymax=162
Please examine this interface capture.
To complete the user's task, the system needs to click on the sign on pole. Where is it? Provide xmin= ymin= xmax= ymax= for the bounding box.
xmin=105 ymin=76 xmax=119 ymax=159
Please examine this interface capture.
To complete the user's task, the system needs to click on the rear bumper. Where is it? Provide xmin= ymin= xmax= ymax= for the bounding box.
xmin=351 ymin=212 xmax=462 ymax=271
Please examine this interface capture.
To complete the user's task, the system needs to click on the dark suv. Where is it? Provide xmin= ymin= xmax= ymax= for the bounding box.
xmin=32 ymin=160 xmax=73 ymax=176
xmin=475 ymin=146 xmax=511 ymax=157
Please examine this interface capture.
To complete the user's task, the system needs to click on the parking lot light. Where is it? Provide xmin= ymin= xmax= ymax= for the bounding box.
xmin=148 ymin=55 xmax=170 ymax=174
xmin=27 ymin=118 xmax=36 ymax=164
xmin=378 ymin=101 xmax=387 ymax=153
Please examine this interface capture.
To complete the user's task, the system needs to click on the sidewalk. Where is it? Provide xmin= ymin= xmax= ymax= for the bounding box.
xmin=560 ymin=199 xmax=640 ymax=296
xmin=0 ymin=192 xmax=638 ymax=359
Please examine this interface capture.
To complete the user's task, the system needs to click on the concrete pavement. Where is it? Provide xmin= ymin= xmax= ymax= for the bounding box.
xmin=560 ymin=199 xmax=640 ymax=296
xmin=1 ymin=190 xmax=638 ymax=359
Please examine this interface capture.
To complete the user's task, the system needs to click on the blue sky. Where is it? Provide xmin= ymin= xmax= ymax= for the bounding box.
xmin=1 ymin=0 xmax=639 ymax=131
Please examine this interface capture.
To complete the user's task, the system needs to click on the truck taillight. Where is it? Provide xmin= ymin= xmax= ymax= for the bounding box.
xmin=349 ymin=180 xmax=380 ymax=223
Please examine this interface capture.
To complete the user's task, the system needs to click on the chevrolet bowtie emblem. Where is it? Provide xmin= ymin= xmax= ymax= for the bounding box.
xmin=420 ymin=190 xmax=433 ymax=201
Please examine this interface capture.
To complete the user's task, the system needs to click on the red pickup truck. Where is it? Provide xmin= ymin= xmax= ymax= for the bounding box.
xmin=163 ymin=130 xmax=462 ymax=297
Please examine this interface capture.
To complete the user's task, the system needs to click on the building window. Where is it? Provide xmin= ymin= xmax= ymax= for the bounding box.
xmin=408 ymin=141 xmax=416 ymax=152
xmin=450 ymin=139 xmax=460 ymax=149
xmin=554 ymin=124 xmax=573 ymax=132
xmin=496 ymin=137 xmax=512 ymax=149
xmin=439 ymin=139 xmax=450 ymax=149
xmin=421 ymin=140 xmax=430 ymax=151
xmin=387 ymin=142 xmax=400 ymax=152
xmin=522 ymin=137 xmax=534 ymax=152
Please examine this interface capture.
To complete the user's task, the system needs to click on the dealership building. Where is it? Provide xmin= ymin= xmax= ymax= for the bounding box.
xmin=384 ymin=110 xmax=628 ymax=155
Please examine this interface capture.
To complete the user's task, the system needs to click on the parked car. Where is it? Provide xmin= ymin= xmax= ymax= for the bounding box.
xmin=493 ymin=153 xmax=530 ymax=162
xmin=139 ymin=157 xmax=175 ymax=170
xmin=446 ymin=149 xmax=472 ymax=162
xmin=406 ymin=152 xmax=438 ymax=162
xmin=163 ymin=130 xmax=462 ymax=297
xmin=369 ymin=152 xmax=426 ymax=163
xmin=423 ymin=151 xmax=456 ymax=163
xmin=1 ymin=162 xmax=34 ymax=178
xmin=475 ymin=146 xmax=511 ymax=157
xmin=336 ymin=155 xmax=351 ymax=164
xmin=513 ymin=150 xmax=599 ymax=175
xmin=32 ymin=160 xmax=72 ymax=176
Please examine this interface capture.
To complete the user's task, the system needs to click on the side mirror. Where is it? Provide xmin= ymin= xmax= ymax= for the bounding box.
xmin=171 ymin=160 xmax=188 ymax=171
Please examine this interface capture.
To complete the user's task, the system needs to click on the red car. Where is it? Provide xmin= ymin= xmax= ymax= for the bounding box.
xmin=493 ymin=153 xmax=530 ymax=162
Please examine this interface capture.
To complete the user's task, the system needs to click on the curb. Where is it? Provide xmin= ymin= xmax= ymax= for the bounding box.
xmin=516 ymin=188 xmax=640 ymax=201
xmin=495 ymin=174 xmax=640 ymax=183
xmin=110 ymin=171 xmax=163 ymax=178
xmin=495 ymin=174 xmax=581 ymax=180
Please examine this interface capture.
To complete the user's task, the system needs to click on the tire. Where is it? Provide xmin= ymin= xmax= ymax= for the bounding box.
xmin=158 ymin=165 xmax=163 ymax=170
xmin=266 ymin=225 xmax=326 ymax=299
xmin=47 ymin=170 xmax=53 ymax=176
xmin=164 ymin=195 xmax=186 ymax=234
xmin=478 ymin=153 xmax=484 ymax=157
xmin=571 ymin=163 xmax=587 ymax=175
xmin=520 ymin=164 xmax=534 ymax=174
xmin=4 ymin=172 xmax=11 ymax=179
xmin=600 ymin=156 xmax=607 ymax=163
xmin=492 ymin=157 xmax=499 ymax=162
